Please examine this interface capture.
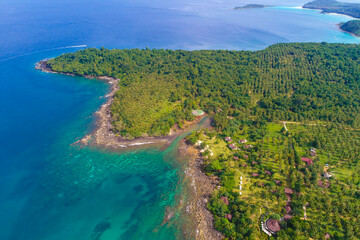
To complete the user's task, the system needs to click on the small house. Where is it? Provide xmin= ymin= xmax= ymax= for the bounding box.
xmin=244 ymin=154 xmax=249 ymax=158
xmin=323 ymin=172 xmax=332 ymax=179
xmin=225 ymin=137 xmax=232 ymax=142
xmin=239 ymin=139 xmax=248 ymax=144
xmin=252 ymin=173 xmax=259 ymax=177
xmin=265 ymin=219 xmax=281 ymax=235
xmin=225 ymin=213 xmax=232 ymax=221
xmin=244 ymin=145 xmax=253 ymax=149
xmin=233 ymin=156 xmax=239 ymax=160
xmin=228 ymin=144 xmax=237 ymax=150
xmin=310 ymin=149 xmax=316 ymax=157
xmin=284 ymin=188 xmax=293 ymax=195
xmin=192 ymin=109 xmax=205 ymax=117
xmin=285 ymin=205 xmax=292 ymax=214
xmin=301 ymin=157 xmax=313 ymax=166
xmin=265 ymin=170 xmax=272 ymax=175
xmin=284 ymin=214 xmax=293 ymax=221
xmin=220 ymin=196 xmax=229 ymax=205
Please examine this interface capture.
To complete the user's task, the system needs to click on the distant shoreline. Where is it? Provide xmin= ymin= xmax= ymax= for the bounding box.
xmin=234 ymin=4 xmax=273 ymax=10
xmin=337 ymin=23 xmax=360 ymax=38
xmin=36 ymin=60 xmax=206 ymax=150
xmin=300 ymin=4 xmax=360 ymax=38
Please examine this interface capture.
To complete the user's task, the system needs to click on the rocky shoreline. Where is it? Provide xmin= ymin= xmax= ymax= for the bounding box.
xmin=36 ymin=59 xmax=221 ymax=239
xmin=36 ymin=60 xmax=205 ymax=150
xmin=178 ymin=139 xmax=223 ymax=240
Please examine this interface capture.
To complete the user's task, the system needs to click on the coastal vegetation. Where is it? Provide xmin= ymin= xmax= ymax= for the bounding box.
xmin=303 ymin=0 xmax=360 ymax=18
xmin=187 ymin=121 xmax=360 ymax=239
xmin=46 ymin=43 xmax=360 ymax=239
xmin=48 ymin=43 xmax=360 ymax=138
xmin=340 ymin=20 xmax=360 ymax=37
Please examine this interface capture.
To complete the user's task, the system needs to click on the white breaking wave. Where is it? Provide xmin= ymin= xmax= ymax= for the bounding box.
xmin=129 ymin=142 xmax=155 ymax=146
xmin=0 ymin=44 xmax=87 ymax=62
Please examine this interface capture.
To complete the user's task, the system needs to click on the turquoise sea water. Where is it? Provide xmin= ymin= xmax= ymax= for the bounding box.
xmin=1 ymin=0 xmax=360 ymax=239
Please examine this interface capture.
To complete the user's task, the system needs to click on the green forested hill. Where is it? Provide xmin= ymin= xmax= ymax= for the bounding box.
xmin=48 ymin=43 xmax=360 ymax=138
xmin=340 ymin=20 xmax=360 ymax=37
xmin=303 ymin=0 xmax=360 ymax=18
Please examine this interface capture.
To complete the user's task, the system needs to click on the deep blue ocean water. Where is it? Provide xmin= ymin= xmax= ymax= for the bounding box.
xmin=1 ymin=0 xmax=360 ymax=239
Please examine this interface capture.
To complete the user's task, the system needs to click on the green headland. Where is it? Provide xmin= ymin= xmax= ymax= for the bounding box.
xmin=340 ymin=20 xmax=360 ymax=37
xmin=303 ymin=0 xmax=360 ymax=18
xmin=43 ymin=43 xmax=360 ymax=239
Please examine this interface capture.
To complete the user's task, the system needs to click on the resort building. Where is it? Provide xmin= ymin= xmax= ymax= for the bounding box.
xmin=264 ymin=219 xmax=281 ymax=235
xmin=301 ymin=157 xmax=313 ymax=166
xmin=323 ymin=172 xmax=332 ymax=179
xmin=220 ymin=196 xmax=229 ymax=205
xmin=191 ymin=109 xmax=205 ymax=117
xmin=284 ymin=188 xmax=293 ymax=195
xmin=228 ymin=144 xmax=237 ymax=150
xmin=310 ymin=148 xmax=317 ymax=157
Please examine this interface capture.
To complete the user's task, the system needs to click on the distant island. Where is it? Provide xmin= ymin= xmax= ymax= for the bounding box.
xmin=303 ymin=0 xmax=360 ymax=18
xmin=234 ymin=4 xmax=272 ymax=10
xmin=340 ymin=20 xmax=360 ymax=36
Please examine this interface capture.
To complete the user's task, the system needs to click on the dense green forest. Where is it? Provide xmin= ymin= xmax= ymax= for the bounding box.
xmin=340 ymin=20 xmax=360 ymax=37
xmin=303 ymin=0 xmax=360 ymax=18
xmin=48 ymin=43 xmax=360 ymax=138
xmin=48 ymin=43 xmax=360 ymax=239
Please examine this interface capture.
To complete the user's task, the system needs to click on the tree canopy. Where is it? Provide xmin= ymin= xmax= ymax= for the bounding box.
xmin=48 ymin=43 xmax=360 ymax=138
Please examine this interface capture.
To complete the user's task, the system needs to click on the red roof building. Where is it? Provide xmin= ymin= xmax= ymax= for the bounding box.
xmin=233 ymin=156 xmax=239 ymax=160
xmin=265 ymin=170 xmax=272 ymax=175
xmin=239 ymin=139 xmax=248 ymax=143
xmin=285 ymin=205 xmax=292 ymax=214
xmin=252 ymin=173 xmax=259 ymax=177
xmin=284 ymin=214 xmax=293 ymax=221
xmin=301 ymin=157 xmax=313 ymax=166
xmin=228 ymin=144 xmax=237 ymax=150
xmin=284 ymin=188 xmax=294 ymax=195
xmin=225 ymin=137 xmax=232 ymax=142
xmin=225 ymin=214 xmax=232 ymax=221
xmin=275 ymin=180 xmax=282 ymax=185
xmin=265 ymin=219 xmax=281 ymax=234
xmin=220 ymin=196 xmax=229 ymax=205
